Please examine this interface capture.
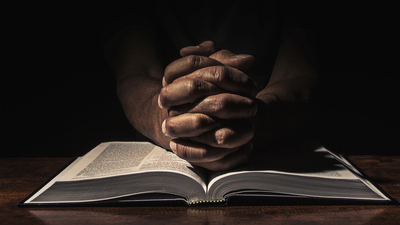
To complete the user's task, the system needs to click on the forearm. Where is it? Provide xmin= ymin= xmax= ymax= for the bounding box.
xmin=112 ymin=26 xmax=171 ymax=148
xmin=254 ymin=28 xmax=317 ymax=141
xmin=257 ymin=28 xmax=317 ymax=104
xmin=117 ymin=75 xmax=170 ymax=148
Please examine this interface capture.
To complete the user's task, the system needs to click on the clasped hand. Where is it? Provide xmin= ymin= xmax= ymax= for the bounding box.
xmin=158 ymin=41 xmax=258 ymax=171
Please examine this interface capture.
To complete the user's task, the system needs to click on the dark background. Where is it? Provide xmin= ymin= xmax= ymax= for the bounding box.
xmin=3 ymin=2 xmax=398 ymax=157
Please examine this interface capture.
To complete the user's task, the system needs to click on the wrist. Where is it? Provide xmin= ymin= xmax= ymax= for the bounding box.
xmin=117 ymin=76 xmax=172 ymax=149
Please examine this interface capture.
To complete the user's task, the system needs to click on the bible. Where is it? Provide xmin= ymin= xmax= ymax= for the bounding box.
xmin=20 ymin=141 xmax=393 ymax=206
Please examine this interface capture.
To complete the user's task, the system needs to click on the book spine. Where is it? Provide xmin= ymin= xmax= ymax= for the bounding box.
xmin=189 ymin=199 xmax=226 ymax=206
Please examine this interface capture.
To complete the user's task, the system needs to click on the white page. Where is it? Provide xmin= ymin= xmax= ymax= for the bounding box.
xmin=206 ymin=147 xmax=389 ymax=200
xmin=67 ymin=142 xmax=206 ymax=188
xmin=24 ymin=157 xmax=84 ymax=203
xmin=26 ymin=142 xmax=207 ymax=204
xmin=208 ymin=147 xmax=358 ymax=188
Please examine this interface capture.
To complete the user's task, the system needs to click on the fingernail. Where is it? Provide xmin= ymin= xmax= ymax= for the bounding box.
xmin=158 ymin=95 xmax=163 ymax=109
xmin=162 ymin=120 xmax=167 ymax=134
xmin=169 ymin=141 xmax=177 ymax=153
xmin=162 ymin=76 xmax=167 ymax=87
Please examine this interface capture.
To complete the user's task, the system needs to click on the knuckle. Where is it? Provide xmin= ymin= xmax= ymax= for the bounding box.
xmin=212 ymin=49 xmax=231 ymax=60
xmin=193 ymin=114 xmax=213 ymax=129
xmin=179 ymin=145 xmax=207 ymax=161
xmin=206 ymin=97 xmax=224 ymax=113
xmin=219 ymin=49 xmax=232 ymax=57
xmin=176 ymin=144 xmax=190 ymax=159
xmin=188 ymin=79 xmax=204 ymax=93
xmin=186 ymin=55 xmax=203 ymax=69
xmin=215 ymin=129 xmax=230 ymax=146
xmin=211 ymin=66 xmax=229 ymax=82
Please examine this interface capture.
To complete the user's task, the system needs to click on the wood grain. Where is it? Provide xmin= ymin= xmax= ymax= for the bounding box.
xmin=1 ymin=156 xmax=399 ymax=225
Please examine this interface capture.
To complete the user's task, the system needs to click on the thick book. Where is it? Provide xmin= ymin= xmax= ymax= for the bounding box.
xmin=19 ymin=142 xmax=394 ymax=206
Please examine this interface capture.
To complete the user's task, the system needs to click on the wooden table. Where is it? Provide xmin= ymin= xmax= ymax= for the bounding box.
xmin=1 ymin=156 xmax=399 ymax=225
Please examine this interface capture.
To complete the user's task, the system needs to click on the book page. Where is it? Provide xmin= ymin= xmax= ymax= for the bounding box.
xmin=137 ymin=146 xmax=208 ymax=182
xmin=206 ymin=146 xmax=389 ymax=201
xmin=59 ymin=142 xmax=207 ymax=190
xmin=24 ymin=157 xmax=84 ymax=203
xmin=24 ymin=142 xmax=212 ymax=204
xmin=208 ymin=147 xmax=358 ymax=187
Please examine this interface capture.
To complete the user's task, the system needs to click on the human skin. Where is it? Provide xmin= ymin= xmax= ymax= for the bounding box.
xmin=113 ymin=26 xmax=316 ymax=171
xmin=159 ymin=43 xmax=258 ymax=170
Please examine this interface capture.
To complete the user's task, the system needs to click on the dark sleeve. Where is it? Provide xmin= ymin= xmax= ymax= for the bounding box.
xmin=279 ymin=0 xmax=317 ymax=30
xmin=98 ymin=3 xmax=156 ymax=46
xmin=99 ymin=2 xmax=158 ymax=66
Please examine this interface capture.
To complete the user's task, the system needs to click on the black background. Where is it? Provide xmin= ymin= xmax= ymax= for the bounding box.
xmin=3 ymin=2 xmax=398 ymax=157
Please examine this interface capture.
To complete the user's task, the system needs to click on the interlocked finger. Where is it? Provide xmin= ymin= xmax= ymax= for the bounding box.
xmin=189 ymin=119 xmax=255 ymax=148
xmin=190 ymin=141 xmax=253 ymax=171
xmin=169 ymin=139 xmax=240 ymax=163
xmin=164 ymin=55 xmax=222 ymax=86
xmin=159 ymin=78 xmax=223 ymax=109
xmin=173 ymin=65 xmax=257 ymax=97
xmin=162 ymin=113 xmax=221 ymax=138
xmin=168 ymin=93 xmax=258 ymax=119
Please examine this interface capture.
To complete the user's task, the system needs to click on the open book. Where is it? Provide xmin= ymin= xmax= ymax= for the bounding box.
xmin=20 ymin=142 xmax=393 ymax=206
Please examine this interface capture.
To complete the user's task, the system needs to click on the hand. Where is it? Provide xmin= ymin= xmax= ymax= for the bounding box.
xmin=158 ymin=41 xmax=258 ymax=171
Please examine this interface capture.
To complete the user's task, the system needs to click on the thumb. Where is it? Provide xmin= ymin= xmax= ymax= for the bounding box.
xmin=209 ymin=50 xmax=255 ymax=71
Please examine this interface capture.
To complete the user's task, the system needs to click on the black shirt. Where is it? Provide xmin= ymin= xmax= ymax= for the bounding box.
xmin=103 ymin=0 xmax=311 ymax=90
